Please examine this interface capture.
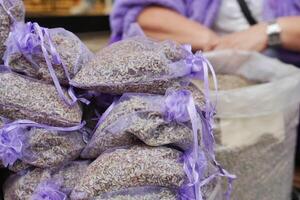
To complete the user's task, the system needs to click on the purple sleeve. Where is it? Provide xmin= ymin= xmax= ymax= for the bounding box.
xmin=109 ymin=0 xmax=187 ymax=43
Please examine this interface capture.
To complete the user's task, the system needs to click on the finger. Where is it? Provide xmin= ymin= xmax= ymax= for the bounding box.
xmin=214 ymin=44 xmax=228 ymax=50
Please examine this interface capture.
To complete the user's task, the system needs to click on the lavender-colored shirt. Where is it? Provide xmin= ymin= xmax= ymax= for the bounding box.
xmin=110 ymin=0 xmax=300 ymax=66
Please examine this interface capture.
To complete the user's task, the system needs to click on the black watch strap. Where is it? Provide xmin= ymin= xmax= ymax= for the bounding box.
xmin=236 ymin=0 xmax=258 ymax=25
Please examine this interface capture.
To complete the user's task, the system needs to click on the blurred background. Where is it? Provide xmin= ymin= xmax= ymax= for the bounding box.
xmin=24 ymin=0 xmax=113 ymax=52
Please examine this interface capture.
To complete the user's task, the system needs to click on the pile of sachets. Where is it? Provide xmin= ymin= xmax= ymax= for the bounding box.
xmin=0 ymin=1 xmax=233 ymax=200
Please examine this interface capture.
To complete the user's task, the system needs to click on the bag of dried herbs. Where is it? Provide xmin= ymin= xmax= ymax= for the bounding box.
xmin=72 ymin=145 xmax=223 ymax=200
xmin=80 ymin=87 xmax=205 ymax=159
xmin=0 ymin=0 xmax=24 ymax=61
xmin=193 ymin=50 xmax=300 ymax=200
xmin=3 ymin=161 xmax=90 ymax=200
xmin=0 ymin=70 xmax=82 ymax=127
xmin=3 ymin=22 xmax=93 ymax=105
xmin=0 ymin=119 xmax=86 ymax=169
xmin=95 ymin=183 xmax=223 ymax=200
xmin=70 ymin=37 xmax=208 ymax=95
xmin=4 ymin=22 xmax=93 ymax=84
xmin=94 ymin=187 xmax=179 ymax=200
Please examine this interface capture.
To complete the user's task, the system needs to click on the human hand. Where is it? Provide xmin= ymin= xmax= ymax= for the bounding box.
xmin=195 ymin=29 xmax=220 ymax=52
xmin=214 ymin=23 xmax=268 ymax=52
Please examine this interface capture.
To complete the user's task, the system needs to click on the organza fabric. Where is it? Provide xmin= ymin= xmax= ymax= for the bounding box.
xmin=4 ymin=22 xmax=93 ymax=85
xmin=81 ymin=86 xmax=205 ymax=159
xmin=3 ymin=161 xmax=90 ymax=200
xmin=0 ymin=71 xmax=82 ymax=127
xmin=72 ymin=145 xmax=219 ymax=200
xmin=71 ymin=37 xmax=204 ymax=94
xmin=0 ymin=0 xmax=24 ymax=61
xmin=193 ymin=50 xmax=300 ymax=200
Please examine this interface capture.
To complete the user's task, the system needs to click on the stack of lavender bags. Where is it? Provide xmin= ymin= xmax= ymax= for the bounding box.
xmin=0 ymin=0 xmax=233 ymax=199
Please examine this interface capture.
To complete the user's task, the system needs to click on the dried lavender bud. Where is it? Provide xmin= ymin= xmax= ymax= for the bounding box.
xmin=0 ymin=159 xmax=30 ymax=172
xmin=4 ymin=168 xmax=52 ymax=200
xmin=81 ymin=95 xmax=151 ymax=159
xmin=53 ymin=161 xmax=90 ymax=195
xmin=170 ymin=82 xmax=206 ymax=108
xmin=0 ymin=0 xmax=24 ymax=60
xmin=0 ymin=72 xmax=82 ymax=127
xmin=3 ymin=161 xmax=90 ymax=200
xmin=71 ymin=37 xmax=186 ymax=94
xmin=21 ymin=128 xmax=86 ymax=168
xmin=216 ymin=132 xmax=296 ymax=200
xmin=72 ymin=146 xmax=186 ymax=199
xmin=5 ymin=27 xmax=93 ymax=84
xmin=95 ymin=187 xmax=178 ymax=200
xmin=159 ymin=40 xmax=188 ymax=62
xmin=8 ymin=160 xmax=30 ymax=172
xmin=194 ymin=74 xmax=254 ymax=91
xmin=81 ymin=88 xmax=205 ymax=159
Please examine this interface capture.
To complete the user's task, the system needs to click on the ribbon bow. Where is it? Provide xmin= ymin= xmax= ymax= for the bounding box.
xmin=182 ymin=45 xmax=205 ymax=80
xmin=0 ymin=125 xmax=24 ymax=167
xmin=32 ymin=181 xmax=67 ymax=200
xmin=164 ymin=90 xmax=191 ymax=123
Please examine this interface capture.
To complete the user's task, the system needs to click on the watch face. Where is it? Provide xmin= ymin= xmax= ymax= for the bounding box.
xmin=267 ymin=23 xmax=282 ymax=48
xmin=269 ymin=33 xmax=281 ymax=47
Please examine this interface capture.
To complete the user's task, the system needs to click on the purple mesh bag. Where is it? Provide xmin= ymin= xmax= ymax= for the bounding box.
xmin=71 ymin=145 xmax=219 ymax=200
xmin=0 ymin=0 xmax=24 ymax=61
xmin=0 ymin=71 xmax=82 ymax=127
xmin=4 ymin=22 xmax=93 ymax=85
xmin=3 ymin=161 xmax=90 ymax=200
xmin=94 ymin=184 xmax=222 ymax=200
xmin=21 ymin=128 xmax=86 ymax=169
xmin=3 ymin=22 xmax=93 ymax=106
xmin=94 ymin=186 xmax=179 ymax=200
xmin=70 ymin=37 xmax=204 ymax=94
xmin=0 ymin=119 xmax=86 ymax=169
xmin=81 ymin=86 xmax=205 ymax=159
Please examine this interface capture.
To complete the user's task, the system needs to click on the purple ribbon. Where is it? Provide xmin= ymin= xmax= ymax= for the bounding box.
xmin=164 ymin=89 xmax=205 ymax=200
xmin=5 ymin=22 xmax=84 ymax=106
xmin=0 ymin=119 xmax=85 ymax=167
xmin=93 ymin=101 xmax=116 ymax=133
xmin=32 ymin=181 xmax=67 ymax=200
xmin=167 ymin=47 xmax=235 ymax=199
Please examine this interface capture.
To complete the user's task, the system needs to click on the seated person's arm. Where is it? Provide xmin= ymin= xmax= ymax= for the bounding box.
xmin=137 ymin=6 xmax=219 ymax=51
xmin=278 ymin=16 xmax=300 ymax=52
xmin=215 ymin=16 xmax=300 ymax=52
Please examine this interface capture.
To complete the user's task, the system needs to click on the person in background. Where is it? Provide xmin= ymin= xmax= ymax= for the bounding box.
xmin=70 ymin=0 xmax=96 ymax=15
xmin=70 ymin=0 xmax=113 ymax=15
xmin=110 ymin=0 xmax=300 ymax=67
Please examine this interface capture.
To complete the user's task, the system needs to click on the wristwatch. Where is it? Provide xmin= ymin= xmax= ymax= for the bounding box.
xmin=266 ymin=21 xmax=282 ymax=48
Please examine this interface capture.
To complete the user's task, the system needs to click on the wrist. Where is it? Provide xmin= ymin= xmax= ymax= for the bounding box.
xmin=257 ymin=23 xmax=269 ymax=50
